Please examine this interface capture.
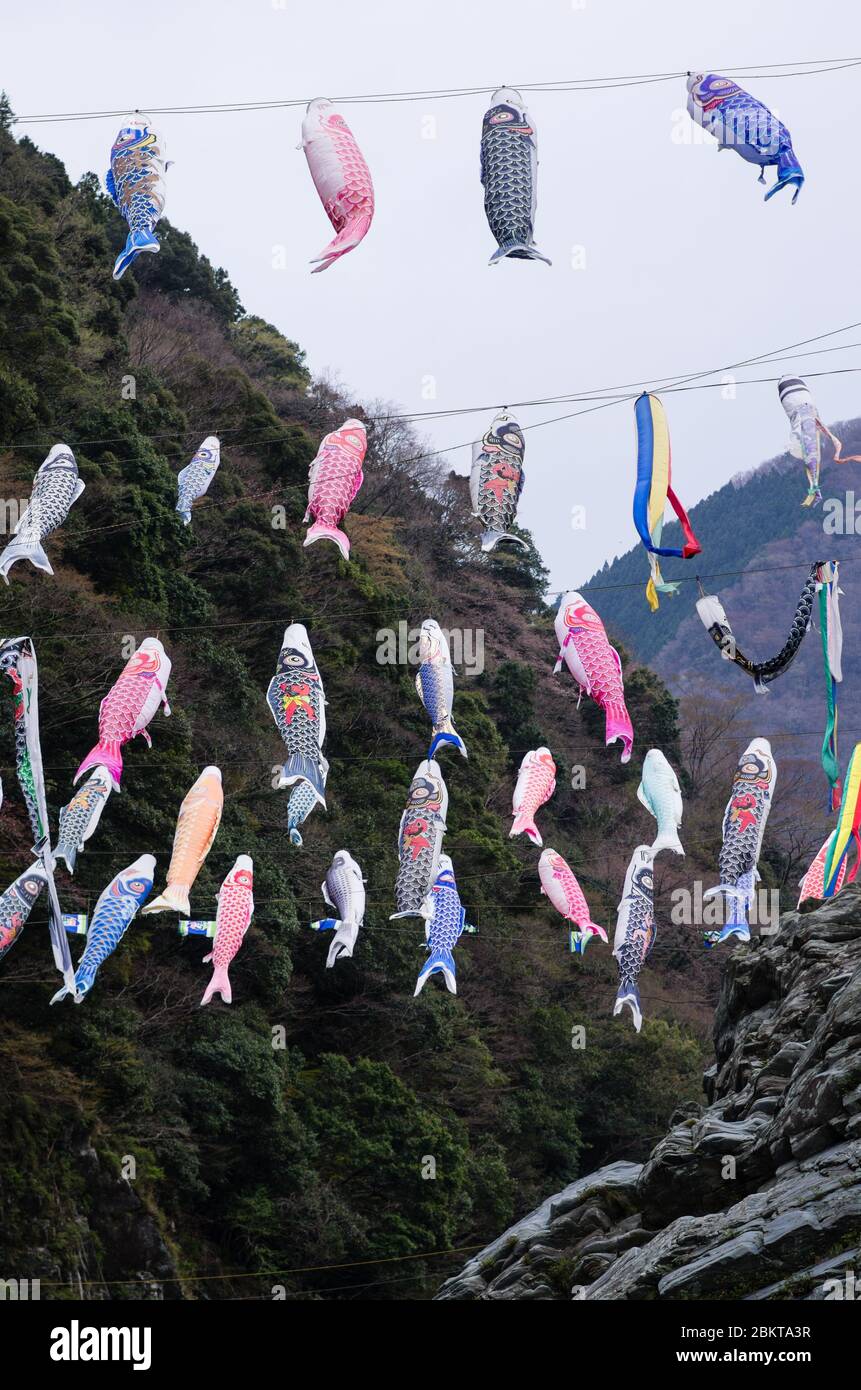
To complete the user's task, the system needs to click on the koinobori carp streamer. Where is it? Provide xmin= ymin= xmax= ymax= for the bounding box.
xmin=414 ymin=855 xmax=473 ymax=996
xmin=612 ymin=845 xmax=656 ymax=1033
xmin=303 ymin=419 xmax=366 ymax=560
xmin=200 ymin=855 xmax=254 ymax=1006
xmin=510 ymin=748 xmax=556 ymax=846
xmin=74 ymin=638 xmax=172 ymax=792
xmin=704 ymin=737 xmax=777 ymax=946
xmin=311 ymin=850 xmax=366 ymax=968
xmin=415 ymin=620 xmax=468 ymax=760
xmin=637 ymin=749 xmax=684 ymax=856
xmin=0 ymin=863 xmax=47 ymax=965
xmin=469 ymin=410 xmax=527 ymax=553
xmin=538 ymin=848 xmax=608 ymax=956
xmin=554 ymin=592 xmax=634 ymax=762
xmin=176 ymin=437 xmax=221 ymax=525
xmin=299 ymin=99 xmax=374 ymax=272
xmin=267 ymin=624 xmax=328 ymax=809
xmin=778 ymin=377 xmax=861 ymax=507
xmin=142 ymin=766 xmax=223 ymax=917
xmin=480 ymin=87 xmax=550 ymax=265
xmin=54 ymin=767 xmax=113 ymax=875
xmin=686 ymin=73 xmax=804 ymax=203
xmin=51 ymin=855 xmax=155 ymax=1004
xmin=106 ymin=114 xmax=168 ymax=279
xmin=695 ymin=564 xmax=823 ymax=693
xmin=0 ymin=637 xmax=75 ymax=990
xmin=798 ymin=831 xmax=846 ymax=907
xmin=392 ymin=759 xmax=448 ymax=921
xmin=0 ymin=445 xmax=85 ymax=584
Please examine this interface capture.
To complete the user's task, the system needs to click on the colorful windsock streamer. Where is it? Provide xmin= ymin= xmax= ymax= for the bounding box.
xmin=633 ymin=393 xmax=701 ymax=611
xmin=822 ymin=744 xmax=861 ymax=898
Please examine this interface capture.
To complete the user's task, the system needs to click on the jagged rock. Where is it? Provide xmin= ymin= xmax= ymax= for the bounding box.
xmin=437 ymin=888 xmax=861 ymax=1301
xmin=433 ymin=1162 xmax=641 ymax=1300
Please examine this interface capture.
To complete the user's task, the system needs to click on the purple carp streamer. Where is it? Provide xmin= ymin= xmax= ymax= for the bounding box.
xmin=686 ymin=73 xmax=804 ymax=203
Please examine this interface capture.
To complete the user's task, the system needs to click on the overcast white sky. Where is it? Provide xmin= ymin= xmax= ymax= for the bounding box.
xmin=5 ymin=0 xmax=861 ymax=589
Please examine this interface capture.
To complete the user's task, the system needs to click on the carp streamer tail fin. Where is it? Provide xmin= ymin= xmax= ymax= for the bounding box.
xmin=613 ymin=981 xmax=643 ymax=1033
xmin=651 ymin=828 xmax=685 ymax=857
xmin=200 ymin=964 xmax=231 ymax=1006
xmin=141 ymin=883 xmax=192 ymax=917
xmin=429 ymin=725 xmax=468 ymax=760
xmin=488 ymin=240 xmax=552 ymax=267
xmin=310 ymin=212 xmax=372 ymax=273
xmin=480 ymin=529 xmax=529 ymax=553
xmin=766 ymin=146 xmax=804 ymax=204
xmin=604 ymin=703 xmax=634 ymax=763
xmin=325 ymin=921 xmax=358 ymax=968
xmin=112 ymin=229 xmax=160 ymax=281
xmin=0 ymin=538 xmax=53 ymax=583
xmin=277 ymin=755 xmax=327 ymax=807
xmin=303 ymin=522 xmax=351 ymax=560
xmin=510 ymin=812 xmax=542 ymax=846
xmin=414 ymin=948 xmax=457 ymax=996
xmin=75 ymin=739 xmax=123 ymax=792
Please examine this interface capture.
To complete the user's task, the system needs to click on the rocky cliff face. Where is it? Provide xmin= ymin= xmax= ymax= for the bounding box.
xmin=436 ymin=889 xmax=861 ymax=1300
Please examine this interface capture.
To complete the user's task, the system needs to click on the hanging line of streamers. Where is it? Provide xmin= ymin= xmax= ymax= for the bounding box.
xmin=817 ymin=562 xmax=843 ymax=811
xmin=695 ymin=562 xmax=823 ymax=694
xmin=632 ymin=393 xmax=701 ymax=611
xmin=0 ymin=637 xmax=75 ymax=990
xmin=822 ymin=743 xmax=861 ymax=896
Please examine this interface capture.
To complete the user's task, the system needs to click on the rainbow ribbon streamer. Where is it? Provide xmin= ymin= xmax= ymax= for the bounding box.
xmin=822 ymin=742 xmax=861 ymax=897
xmin=633 ymin=393 xmax=701 ymax=611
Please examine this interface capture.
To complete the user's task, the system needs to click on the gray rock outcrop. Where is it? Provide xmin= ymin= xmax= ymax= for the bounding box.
xmin=437 ymin=888 xmax=861 ymax=1300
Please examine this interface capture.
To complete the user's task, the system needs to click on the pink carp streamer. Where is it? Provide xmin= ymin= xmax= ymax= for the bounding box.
xmin=553 ymin=591 xmax=634 ymax=763
xmin=303 ymin=419 xmax=366 ymax=560
xmin=74 ymin=638 xmax=172 ymax=792
xmin=201 ymin=856 xmax=255 ymax=1006
xmin=510 ymin=748 xmax=556 ymax=846
xmin=538 ymin=848 xmax=608 ymax=955
xmin=299 ymin=99 xmax=374 ymax=272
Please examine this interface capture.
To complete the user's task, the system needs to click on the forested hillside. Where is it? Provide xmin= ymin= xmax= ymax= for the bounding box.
xmin=0 ymin=106 xmax=816 ymax=1300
